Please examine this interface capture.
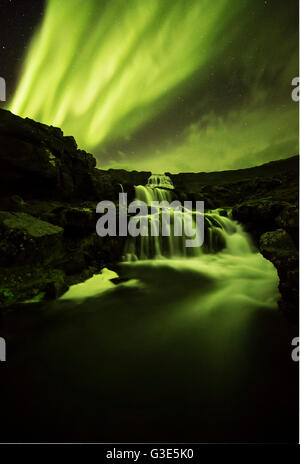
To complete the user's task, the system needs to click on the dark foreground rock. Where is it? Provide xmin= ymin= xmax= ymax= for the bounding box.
xmin=0 ymin=208 xmax=125 ymax=306
xmin=259 ymin=229 xmax=298 ymax=322
xmin=0 ymin=108 xmax=144 ymax=202
xmin=0 ymin=109 xmax=130 ymax=306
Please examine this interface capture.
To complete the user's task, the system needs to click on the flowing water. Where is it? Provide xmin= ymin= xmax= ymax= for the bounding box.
xmin=123 ymin=185 xmax=203 ymax=260
xmin=1 ymin=179 xmax=298 ymax=443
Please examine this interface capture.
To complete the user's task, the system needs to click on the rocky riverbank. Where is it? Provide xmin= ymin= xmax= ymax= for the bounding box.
xmin=0 ymin=109 xmax=298 ymax=320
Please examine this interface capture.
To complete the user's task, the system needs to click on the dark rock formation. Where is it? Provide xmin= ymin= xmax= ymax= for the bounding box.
xmin=0 ymin=109 xmax=128 ymax=306
xmin=0 ymin=207 xmax=125 ymax=305
xmin=0 ymin=109 xmax=91 ymax=200
xmin=0 ymin=211 xmax=64 ymax=267
xmin=259 ymin=229 xmax=298 ymax=322
xmin=168 ymin=156 xmax=298 ymax=191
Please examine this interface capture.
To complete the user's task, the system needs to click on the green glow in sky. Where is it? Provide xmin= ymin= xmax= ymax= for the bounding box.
xmin=10 ymin=0 xmax=230 ymax=147
xmin=9 ymin=0 xmax=298 ymax=172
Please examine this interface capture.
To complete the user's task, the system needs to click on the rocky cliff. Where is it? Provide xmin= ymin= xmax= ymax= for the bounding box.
xmin=0 ymin=109 xmax=131 ymax=306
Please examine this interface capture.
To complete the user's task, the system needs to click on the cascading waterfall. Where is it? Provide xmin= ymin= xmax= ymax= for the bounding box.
xmin=62 ymin=174 xmax=279 ymax=315
xmin=203 ymin=210 xmax=252 ymax=256
xmin=123 ymin=180 xmax=203 ymax=261
xmin=119 ymin=174 xmax=279 ymax=314
xmin=123 ymin=175 xmax=253 ymax=262
xmin=146 ymin=174 xmax=175 ymax=189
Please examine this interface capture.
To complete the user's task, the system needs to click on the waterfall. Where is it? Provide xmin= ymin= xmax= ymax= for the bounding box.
xmin=146 ymin=173 xmax=174 ymax=189
xmin=203 ymin=211 xmax=253 ymax=256
xmin=123 ymin=176 xmax=253 ymax=261
xmin=123 ymin=182 xmax=203 ymax=261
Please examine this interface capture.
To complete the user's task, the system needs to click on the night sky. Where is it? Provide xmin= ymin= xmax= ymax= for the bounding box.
xmin=0 ymin=0 xmax=298 ymax=173
xmin=0 ymin=0 xmax=45 ymax=100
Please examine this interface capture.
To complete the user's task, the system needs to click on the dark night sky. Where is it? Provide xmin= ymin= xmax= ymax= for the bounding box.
xmin=0 ymin=0 xmax=298 ymax=172
xmin=0 ymin=0 xmax=45 ymax=101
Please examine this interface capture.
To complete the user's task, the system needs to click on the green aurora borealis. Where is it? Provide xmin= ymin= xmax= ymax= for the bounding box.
xmin=9 ymin=0 xmax=298 ymax=172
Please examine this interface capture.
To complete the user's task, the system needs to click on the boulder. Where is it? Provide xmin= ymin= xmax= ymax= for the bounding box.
xmin=0 ymin=211 xmax=70 ymax=306
xmin=0 ymin=211 xmax=64 ymax=267
xmin=275 ymin=205 xmax=299 ymax=245
xmin=44 ymin=205 xmax=96 ymax=236
xmin=231 ymin=201 xmax=290 ymax=242
xmin=0 ymin=267 xmax=68 ymax=307
xmin=259 ymin=229 xmax=299 ymax=321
